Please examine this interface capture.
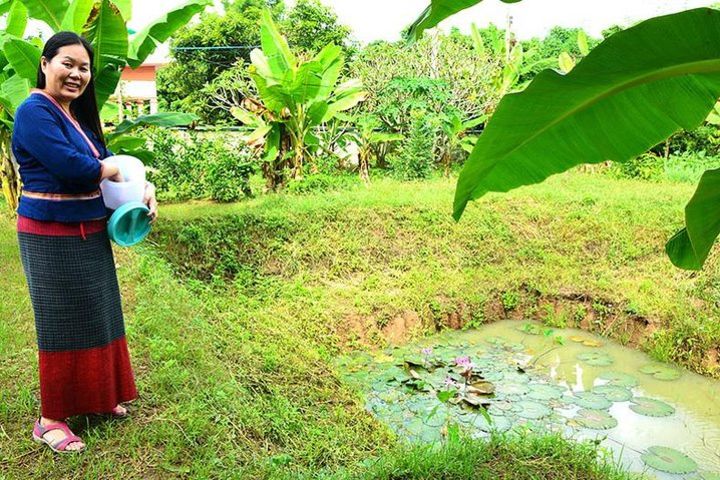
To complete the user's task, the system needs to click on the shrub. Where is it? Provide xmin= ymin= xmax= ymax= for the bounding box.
xmin=286 ymin=173 xmax=359 ymax=194
xmin=142 ymin=128 xmax=255 ymax=202
xmin=389 ymin=111 xmax=438 ymax=180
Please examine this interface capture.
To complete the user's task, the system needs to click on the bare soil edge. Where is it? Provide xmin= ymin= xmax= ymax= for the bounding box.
xmin=335 ymin=284 xmax=720 ymax=379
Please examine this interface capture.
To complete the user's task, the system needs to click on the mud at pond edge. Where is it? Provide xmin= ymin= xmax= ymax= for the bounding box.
xmin=333 ymin=285 xmax=720 ymax=379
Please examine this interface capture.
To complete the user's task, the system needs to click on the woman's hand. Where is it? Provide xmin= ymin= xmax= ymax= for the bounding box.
xmin=100 ymin=160 xmax=124 ymax=182
xmin=143 ymin=182 xmax=158 ymax=224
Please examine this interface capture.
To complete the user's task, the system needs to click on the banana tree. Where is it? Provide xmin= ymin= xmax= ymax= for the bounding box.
xmin=337 ymin=114 xmax=403 ymax=183
xmin=410 ymin=2 xmax=720 ymax=271
xmin=439 ymin=111 xmax=485 ymax=176
xmin=0 ymin=0 xmax=209 ymax=212
xmin=230 ymin=10 xmax=367 ymax=189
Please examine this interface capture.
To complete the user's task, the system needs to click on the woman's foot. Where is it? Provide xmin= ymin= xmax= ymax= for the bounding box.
xmin=36 ymin=417 xmax=85 ymax=452
xmin=111 ymin=404 xmax=128 ymax=417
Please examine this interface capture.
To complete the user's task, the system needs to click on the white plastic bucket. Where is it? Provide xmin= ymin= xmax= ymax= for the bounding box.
xmin=100 ymin=155 xmax=146 ymax=211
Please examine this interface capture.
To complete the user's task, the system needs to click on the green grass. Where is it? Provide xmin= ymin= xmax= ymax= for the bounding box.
xmin=1 ymin=170 xmax=716 ymax=478
xmin=154 ymin=171 xmax=720 ymax=377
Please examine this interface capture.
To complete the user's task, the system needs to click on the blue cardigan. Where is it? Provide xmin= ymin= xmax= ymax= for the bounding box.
xmin=12 ymin=93 xmax=112 ymax=222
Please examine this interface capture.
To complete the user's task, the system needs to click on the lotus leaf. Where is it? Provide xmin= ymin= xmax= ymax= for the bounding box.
xmin=468 ymin=381 xmax=495 ymax=395
xmin=577 ymin=352 xmax=614 ymax=367
xmin=481 ymin=371 xmax=504 ymax=382
xmin=460 ymin=392 xmax=492 ymax=409
xmin=641 ymin=446 xmax=698 ymax=474
xmin=503 ymin=371 xmax=531 ymax=384
xmin=630 ymin=397 xmax=675 ymax=417
xmin=573 ymin=409 xmax=618 ymax=430
xmin=527 ymin=383 xmax=565 ymax=401
xmin=591 ymin=385 xmax=633 ymax=402
xmin=498 ymin=383 xmax=530 ymax=397
xmin=640 ymin=364 xmax=682 ymax=381
xmin=491 ymin=400 xmax=514 ymax=412
xmin=514 ymin=400 xmax=552 ymax=420
xmin=572 ymin=392 xmax=612 ymax=410
xmin=597 ymin=371 xmax=639 ymax=388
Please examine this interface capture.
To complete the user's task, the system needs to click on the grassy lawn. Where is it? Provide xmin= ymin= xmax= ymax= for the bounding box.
xmin=1 ymin=170 xmax=716 ymax=478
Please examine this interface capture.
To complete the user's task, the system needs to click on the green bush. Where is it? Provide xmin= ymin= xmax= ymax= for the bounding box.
xmin=389 ymin=111 xmax=438 ymax=180
xmin=607 ymin=151 xmax=720 ymax=183
xmin=142 ymin=128 xmax=255 ymax=202
xmin=286 ymin=173 xmax=360 ymax=194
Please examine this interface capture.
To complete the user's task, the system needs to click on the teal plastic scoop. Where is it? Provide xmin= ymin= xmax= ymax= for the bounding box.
xmin=107 ymin=201 xmax=152 ymax=247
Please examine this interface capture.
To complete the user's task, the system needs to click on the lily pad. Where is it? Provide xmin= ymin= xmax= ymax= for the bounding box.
xmin=591 ymin=385 xmax=633 ymax=402
xmin=582 ymin=339 xmax=603 ymax=348
xmin=641 ymin=446 xmax=698 ymax=474
xmin=571 ymin=392 xmax=613 ymax=410
xmin=527 ymin=383 xmax=565 ymax=401
xmin=630 ymin=397 xmax=675 ymax=417
xmin=696 ymin=474 xmax=720 ymax=480
xmin=577 ymin=352 xmax=614 ymax=366
xmin=514 ymin=400 xmax=552 ymax=420
xmin=485 ymin=336 xmax=509 ymax=346
xmin=640 ymin=364 xmax=681 ymax=381
xmin=596 ymin=371 xmax=639 ymax=388
xmin=468 ymin=381 xmax=496 ymax=395
xmin=569 ymin=336 xmax=586 ymax=343
xmin=497 ymin=383 xmax=530 ymax=397
xmin=573 ymin=409 xmax=618 ymax=430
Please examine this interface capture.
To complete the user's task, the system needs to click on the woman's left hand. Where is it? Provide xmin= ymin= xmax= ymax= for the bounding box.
xmin=144 ymin=182 xmax=158 ymax=224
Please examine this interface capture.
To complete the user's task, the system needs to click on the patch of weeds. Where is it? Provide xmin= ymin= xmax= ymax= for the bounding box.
xmin=541 ymin=304 xmax=568 ymax=329
xmin=502 ymin=290 xmax=520 ymax=311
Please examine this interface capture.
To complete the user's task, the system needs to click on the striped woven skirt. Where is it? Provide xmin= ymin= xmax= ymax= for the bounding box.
xmin=17 ymin=215 xmax=138 ymax=419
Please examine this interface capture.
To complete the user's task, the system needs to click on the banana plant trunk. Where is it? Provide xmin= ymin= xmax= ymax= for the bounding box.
xmin=359 ymin=145 xmax=371 ymax=184
xmin=0 ymin=132 xmax=20 ymax=213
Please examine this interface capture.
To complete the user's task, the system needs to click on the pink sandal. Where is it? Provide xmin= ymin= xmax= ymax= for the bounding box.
xmin=111 ymin=405 xmax=129 ymax=418
xmin=32 ymin=418 xmax=86 ymax=454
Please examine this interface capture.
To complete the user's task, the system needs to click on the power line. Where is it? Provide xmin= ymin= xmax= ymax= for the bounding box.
xmin=172 ymin=45 xmax=260 ymax=51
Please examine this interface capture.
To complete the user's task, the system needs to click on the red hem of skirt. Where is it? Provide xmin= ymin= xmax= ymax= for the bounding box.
xmin=39 ymin=336 xmax=138 ymax=419
xmin=17 ymin=215 xmax=106 ymax=237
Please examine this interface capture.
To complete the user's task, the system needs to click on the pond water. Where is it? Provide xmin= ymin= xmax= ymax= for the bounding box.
xmin=336 ymin=320 xmax=720 ymax=479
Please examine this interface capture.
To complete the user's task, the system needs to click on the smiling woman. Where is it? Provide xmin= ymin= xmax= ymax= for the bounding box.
xmin=11 ymin=32 xmax=156 ymax=455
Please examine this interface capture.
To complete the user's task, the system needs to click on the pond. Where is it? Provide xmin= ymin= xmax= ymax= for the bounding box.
xmin=336 ymin=320 xmax=720 ymax=479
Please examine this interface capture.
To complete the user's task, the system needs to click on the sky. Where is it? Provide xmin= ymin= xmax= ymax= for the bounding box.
xmin=80 ymin=0 xmax=720 ymax=62
xmin=133 ymin=0 xmax=716 ymax=41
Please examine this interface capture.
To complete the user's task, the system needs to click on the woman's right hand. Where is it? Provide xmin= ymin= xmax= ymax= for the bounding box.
xmin=100 ymin=160 xmax=124 ymax=182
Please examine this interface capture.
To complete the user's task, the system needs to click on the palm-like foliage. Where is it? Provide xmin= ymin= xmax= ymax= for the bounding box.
xmin=0 ymin=0 xmax=209 ymax=212
xmin=231 ymin=11 xmax=366 ymax=189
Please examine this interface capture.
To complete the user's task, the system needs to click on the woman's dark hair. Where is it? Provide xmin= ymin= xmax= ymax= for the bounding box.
xmin=36 ymin=31 xmax=105 ymax=148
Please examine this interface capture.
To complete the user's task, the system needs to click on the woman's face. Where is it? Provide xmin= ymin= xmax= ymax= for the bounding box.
xmin=40 ymin=44 xmax=91 ymax=105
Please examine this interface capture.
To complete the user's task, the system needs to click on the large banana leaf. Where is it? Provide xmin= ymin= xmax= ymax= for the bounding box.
xmin=60 ymin=0 xmax=95 ymax=32
xmin=0 ymin=74 xmax=29 ymax=112
xmin=665 ymin=168 xmax=720 ymax=270
xmin=408 ymin=0 xmax=521 ymax=40
xmin=109 ymin=112 xmax=198 ymax=136
xmin=83 ymin=0 xmax=128 ymax=78
xmin=111 ymin=0 xmax=130 ymax=21
xmin=18 ymin=0 xmax=69 ymax=31
xmin=313 ymin=43 xmax=343 ymax=101
xmin=3 ymin=38 xmax=40 ymax=82
xmin=93 ymin=61 xmax=122 ymax=108
xmin=127 ymin=0 xmax=211 ymax=69
xmin=454 ymin=8 xmax=720 ymax=270
xmin=7 ymin=0 xmax=28 ymax=38
xmin=0 ymin=0 xmax=12 ymax=16
xmin=258 ymin=9 xmax=296 ymax=80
